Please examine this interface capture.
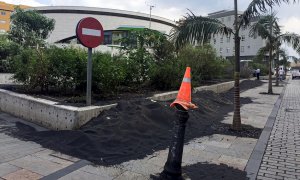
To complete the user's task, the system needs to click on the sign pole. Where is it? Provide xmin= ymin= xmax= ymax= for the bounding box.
xmin=86 ymin=48 xmax=92 ymax=105
xmin=76 ymin=17 xmax=104 ymax=106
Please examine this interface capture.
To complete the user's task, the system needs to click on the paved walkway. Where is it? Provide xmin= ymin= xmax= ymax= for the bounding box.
xmin=0 ymin=80 xmax=283 ymax=179
xmin=256 ymin=79 xmax=300 ymax=180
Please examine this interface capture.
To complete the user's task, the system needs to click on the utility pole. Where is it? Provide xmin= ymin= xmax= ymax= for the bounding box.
xmin=147 ymin=4 xmax=155 ymax=29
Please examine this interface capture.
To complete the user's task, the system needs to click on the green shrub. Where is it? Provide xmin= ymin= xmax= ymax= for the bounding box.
xmin=11 ymin=48 xmax=51 ymax=91
xmin=0 ymin=36 xmax=20 ymax=73
xmin=92 ymin=53 xmax=126 ymax=94
xmin=176 ymin=44 xmax=227 ymax=86
xmin=249 ymin=62 xmax=268 ymax=76
xmin=45 ymin=46 xmax=87 ymax=92
xmin=149 ymin=58 xmax=181 ymax=90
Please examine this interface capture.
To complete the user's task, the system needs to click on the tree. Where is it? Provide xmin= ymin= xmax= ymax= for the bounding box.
xmin=171 ymin=0 xmax=297 ymax=131
xmin=9 ymin=7 xmax=55 ymax=47
xmin=0 ymin=35 xmax=20 ymax=72
xmin=250 ymin=13 xmax=300 ymax=90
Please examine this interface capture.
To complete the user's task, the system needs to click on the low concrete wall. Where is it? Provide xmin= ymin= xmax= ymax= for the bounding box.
xmin=0 ymin=89 xmax=116 ymax=130
xmin=151 ymin=80 xmax=246 ymax=101
xmin=0 ymin=73 xmax=14 ymax=84
xmin=0 ymin=79 xmax=251 ymax=130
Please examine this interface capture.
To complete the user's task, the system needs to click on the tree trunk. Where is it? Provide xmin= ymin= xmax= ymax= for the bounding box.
xmin=275 ymin=47 xmax=279 ymax=86
xmin=268 ymin=48 xmax=273 ymax=94
xmin=232 ymin=0 xmax=241 ymax=131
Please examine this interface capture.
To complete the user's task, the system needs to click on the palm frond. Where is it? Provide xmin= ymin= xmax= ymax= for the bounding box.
xmin=278 ymin=33 xmax=300 ymax=54
xmin=240 ymin=0 xmax=298 ymax=26
xmin=170 ymin=12 xmax=233 ymax=49
xmin=249 ymin=13 xmax=280 ymax=40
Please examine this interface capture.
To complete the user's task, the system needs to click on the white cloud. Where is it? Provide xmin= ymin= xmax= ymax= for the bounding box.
xmin=279 ymin=17 xmax=300 ymax=58
xmin=2 ymin=0 xmax=45 ymax=6
xmin=280 ymin=17 xmax=300 ymax=34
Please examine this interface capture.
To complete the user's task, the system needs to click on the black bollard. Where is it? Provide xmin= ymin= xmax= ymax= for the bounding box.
xmin=160 ymin=104 xmax=189 ymax=180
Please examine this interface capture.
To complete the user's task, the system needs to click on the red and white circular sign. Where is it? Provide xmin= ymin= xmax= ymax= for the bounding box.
xmin=76 ymin=17 xmax=104 ymax=48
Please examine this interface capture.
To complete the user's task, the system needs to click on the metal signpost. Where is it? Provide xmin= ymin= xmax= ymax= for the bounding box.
xmin=76 ymin=17 xmax=104 ymax=105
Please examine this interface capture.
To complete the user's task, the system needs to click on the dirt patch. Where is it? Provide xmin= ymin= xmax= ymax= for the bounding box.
xmin=3 ymin=80 xmax=264 ymax=167
xmin=151 ymin=162 xmax=247 ymax=180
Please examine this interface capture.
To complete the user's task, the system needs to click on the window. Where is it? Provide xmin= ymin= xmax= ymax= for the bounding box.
xmin=241 ymin=35 xmax=245 ymax=41
xmin=226 ymin=48 xmax=230 ymax=53
xmin=213 ymin=38 xmax=216 ymax=44
xmin=1 ymin=11 xmax=6 ymax=16
xmin=241 ymin=46 xmax=244 ymax=52
xmin=248 ymin=45 xmax=250 ymax=49
xmin=220 ymin=37 xmax=223 ymax=43
xmin=220 ymin=48 xmax=223 ymax=53
xmin=227 ymin=37 xmax=230 ymax=43
xmin=0 ymin=20 xmax=6 ymax=24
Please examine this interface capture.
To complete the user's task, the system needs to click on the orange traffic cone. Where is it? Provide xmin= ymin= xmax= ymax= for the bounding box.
xmin=170 ymin=67 xmax=197 ymax=110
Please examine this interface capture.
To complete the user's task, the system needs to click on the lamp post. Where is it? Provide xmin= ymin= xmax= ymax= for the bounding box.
xmin=148 ymin=4 xmax=155 ymax=29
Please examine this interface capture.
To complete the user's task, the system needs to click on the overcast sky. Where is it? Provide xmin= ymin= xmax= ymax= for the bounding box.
xmin=4 ymin=0 xmax=300 ymax=57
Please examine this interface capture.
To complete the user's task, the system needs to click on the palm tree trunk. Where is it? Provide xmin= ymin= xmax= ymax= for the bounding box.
xmin=232 ymin=0 xmax=241 ymax=131
xmin=275 ymin=47 xmax=279 ymax=86
xmin=268 ymin=48 xmax=273 ymax=94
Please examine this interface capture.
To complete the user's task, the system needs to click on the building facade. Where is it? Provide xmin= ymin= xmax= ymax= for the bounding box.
xmin=0 ymin=1 xmax=30 ymax=34
xmin=208 ymin=10 xmax=266 ymax=61
xmin=32 ymin=6 xmax=176 ymax=46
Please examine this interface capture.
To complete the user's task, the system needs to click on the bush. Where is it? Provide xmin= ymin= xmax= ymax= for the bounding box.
xmin=175 ymin=44 xmax=227 ymax=86
xmin=45 ymin=46 xmax=87 ymax=92
xmin=149 ymin=58 xmax=181 ymax=90
xmin=92 ymin=53 xmax=126 ymax=94
xmin=0 ymin=36 xmax=20 ymax=73
xmin=11 ymin=46 xmax=87 ymax=92
xmin=249 ymin=62 xmax=268 ymax=76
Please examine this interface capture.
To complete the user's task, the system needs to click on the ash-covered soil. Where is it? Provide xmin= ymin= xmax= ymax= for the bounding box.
xmin=3 ymin=80 xmax=263 ymax=168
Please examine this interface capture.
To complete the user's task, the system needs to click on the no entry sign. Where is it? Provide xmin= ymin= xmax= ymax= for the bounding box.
xmin=76 ymin=17 xmax=104 ymax=106
xmin=76 ymin=17 xmax=104 ymax=48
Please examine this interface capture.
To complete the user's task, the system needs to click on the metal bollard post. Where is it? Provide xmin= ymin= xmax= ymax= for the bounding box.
xmin=160 ymin=104 xmax=189 ymax=180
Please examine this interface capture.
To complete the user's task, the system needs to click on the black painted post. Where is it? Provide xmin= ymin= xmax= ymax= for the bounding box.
xmin=160 ymin=105 xmax=189 ymax=180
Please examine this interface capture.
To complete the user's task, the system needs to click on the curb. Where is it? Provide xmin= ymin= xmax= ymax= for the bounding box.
xmin=245 ymin=81 xmax=287 ymax=179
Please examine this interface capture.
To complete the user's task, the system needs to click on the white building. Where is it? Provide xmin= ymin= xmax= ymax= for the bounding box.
xmin=208 ymin=10 xmax=266 ymax=60
xmin=33 ymin=6 xmax=176 ymax=47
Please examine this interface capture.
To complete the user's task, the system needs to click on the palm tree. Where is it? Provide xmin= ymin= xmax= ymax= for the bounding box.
xmin=171 ymin=0 xmax=298 ymax=131
xmin=250 ymin=13 xmax=300 ymax=92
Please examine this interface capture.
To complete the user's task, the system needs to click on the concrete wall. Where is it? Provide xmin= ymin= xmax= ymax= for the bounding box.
xmin=0 ymin=89 xmax=116 ymax=130
xmin=151 ymin=80 xmax=245 ymax=101
xmin=0 ymin=79 xmax=249 ymax=130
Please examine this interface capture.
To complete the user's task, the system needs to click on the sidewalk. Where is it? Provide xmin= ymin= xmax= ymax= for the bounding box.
xmin=255 ymin=79 xmax=300 ymax=180
xmin=0 ymin=80 xmax=283 ymax=180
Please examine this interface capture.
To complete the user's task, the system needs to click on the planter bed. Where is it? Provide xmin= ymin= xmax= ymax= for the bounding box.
xmin=0 ymin=79 xmax=249 ymax=130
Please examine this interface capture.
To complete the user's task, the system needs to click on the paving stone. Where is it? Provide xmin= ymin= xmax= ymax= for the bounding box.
xmin=256 ymin=79 xmax=300 ymax=179
xmin=217 ymin=155 xmax=248 ymax=170
xmin=114 ymin=170 xmax=148 ymax=180
xmin=120 ymin=159 xmax=162 ymax=176
xmin=79 ymin=165 xmax=124 ymax=179
xmin=2 ymin=169 xmax=42 ymax=180
xmin=31 ymin=149 xmax=74 ymax=166
xmin=8 ymin=155 xmax=69 ymax=176
xmin=0 ymin=163 xmax=20 ymax=177
xmin=58 ymin=169 xmax=103 ymax=180
xmin=182 ymin=149 xmax=221 ymax=166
